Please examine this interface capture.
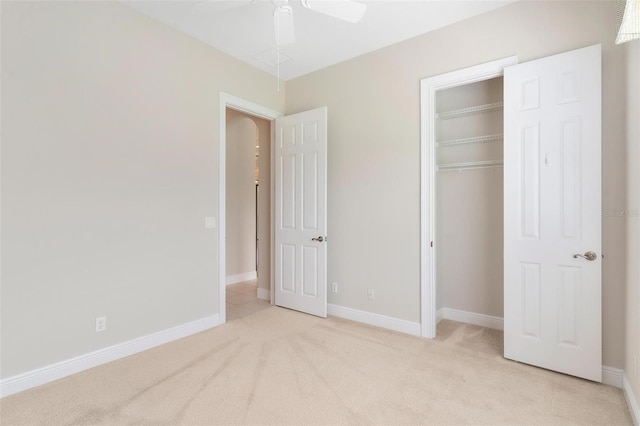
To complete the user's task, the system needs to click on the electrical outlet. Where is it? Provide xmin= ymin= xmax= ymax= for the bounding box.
xmin=367 ymin=288 xmax=375 ymax=300
xmin=95 ymin=316 xmax=106 ymax=332
xmin=331 ymin=282 xmax=338 ymax=293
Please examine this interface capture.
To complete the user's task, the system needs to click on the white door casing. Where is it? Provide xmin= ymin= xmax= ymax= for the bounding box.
xmin=274 ymin=107 xmax=328 ymax=317
xmin=420 ymin=56 xmax=518 ymax=338
xmin=503 ymin=45 xmax=602 ymax=381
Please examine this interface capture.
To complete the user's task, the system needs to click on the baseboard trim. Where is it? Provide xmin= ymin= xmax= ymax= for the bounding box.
xmin=0 ymin=314 xmax=221 ymax=398
xmin=328 ymin=304 xmax=421 ymax=336
xmin=257 ymin=288 xmax=270 ymax=301
xmin=442 ymin=307 xmax=504 ymax=331
xmin=436 ymin=308 xmax=444 ymax=324
xmin=623 ymin=372 xmax=640 ymax=425
xmin=226 ymin=272 xmax=257 ymax=286
xmin=602 ymin=366 xmax=624 ymax=388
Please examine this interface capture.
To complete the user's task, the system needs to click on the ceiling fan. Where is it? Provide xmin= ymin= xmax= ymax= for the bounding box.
xmin=201 ymin=0 xmax=368 ymax=46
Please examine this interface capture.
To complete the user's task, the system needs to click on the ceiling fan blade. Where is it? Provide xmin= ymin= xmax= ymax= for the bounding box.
xmin=274 ymin=6 xmax=296 ymax=45
xmin=302 ymin=0 xmax=367 ymax=23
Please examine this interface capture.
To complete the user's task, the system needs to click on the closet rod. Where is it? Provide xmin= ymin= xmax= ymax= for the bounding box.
xmin=437 ymin=160 xmax=503 ymax=172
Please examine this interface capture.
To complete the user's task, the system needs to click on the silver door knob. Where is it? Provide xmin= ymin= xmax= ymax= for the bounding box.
xmin=311 ymin=236 xmax=324 ymax=242
xmin=573 ymin=251 xmax=597 ymax=261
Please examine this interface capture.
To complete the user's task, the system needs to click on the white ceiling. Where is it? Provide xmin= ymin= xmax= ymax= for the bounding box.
xmin=122 ymin=0 xmax=517 ymax=81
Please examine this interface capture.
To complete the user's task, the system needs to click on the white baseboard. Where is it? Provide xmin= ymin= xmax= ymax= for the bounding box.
xmin=441 ymin=307 xmax=504 ymax=330
xmin=257 ymin=288 xmax=270 ymax=301
xmin=328 ymin=304 xmax=421 ymax=337
xmin=436 ymin=308 xmax=444 ymax=324
xmin=602 ymin=366 xmax=624 ymax=388
xmin=0 ymin=314 xmax=221 ymax=398
xmin=623 ymin=372 xmax=640 ymax=425
xmin=226 ymin=272 xmax=257 ymax=286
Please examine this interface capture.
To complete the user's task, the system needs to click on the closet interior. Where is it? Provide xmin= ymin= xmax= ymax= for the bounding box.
xmin=435 ymin=76 xmax=505 ymax=321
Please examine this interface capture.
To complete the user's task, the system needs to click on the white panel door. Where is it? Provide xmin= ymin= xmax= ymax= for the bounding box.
xmin=274 ymin=107 xmax=327 ymax=317
xmin=504 ymin=45 xmax=602 ymax=381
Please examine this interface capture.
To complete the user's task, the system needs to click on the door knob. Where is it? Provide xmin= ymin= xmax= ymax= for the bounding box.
xmin=311 ymin=236 xmax=325 ymax=242
xmin=573 ymin=251 xmax=597 ymax=261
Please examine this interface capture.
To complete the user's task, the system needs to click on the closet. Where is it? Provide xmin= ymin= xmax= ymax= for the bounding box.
xmin=435 ymin=77 xmax=504 ymax=322
xmin=423 ymin=46 xmax=602 ymax=382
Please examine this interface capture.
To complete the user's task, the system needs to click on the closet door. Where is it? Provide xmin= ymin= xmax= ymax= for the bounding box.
xmin=503 ymin=45 xmax=602 ymax=381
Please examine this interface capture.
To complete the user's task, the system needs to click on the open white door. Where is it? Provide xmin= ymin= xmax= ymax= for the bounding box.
xmin=274 ymin=107 xmax=328 ymax=317
xmin=504 ymin=45 xmax=602 ymax=381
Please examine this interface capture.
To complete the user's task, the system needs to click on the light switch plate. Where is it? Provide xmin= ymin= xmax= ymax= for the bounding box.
xmin=205 ymin=217 xmax=217 ymax=229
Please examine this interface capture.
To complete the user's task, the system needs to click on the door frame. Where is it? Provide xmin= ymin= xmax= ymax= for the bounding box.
xmin=218 ymin=93 xmax=282 ymax=323
xmin=419 ymin=56 xmax=517 ymax=338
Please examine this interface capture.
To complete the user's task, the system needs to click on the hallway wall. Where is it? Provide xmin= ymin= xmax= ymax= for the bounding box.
xmin=226 ymin=110 xmax=258 ymax=279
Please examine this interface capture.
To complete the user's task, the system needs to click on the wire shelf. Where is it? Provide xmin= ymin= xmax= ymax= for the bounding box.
xmin=437 ymin=160 xmax=504 ymax=172
xmin=436 ymin=134 xmax=503 ymax=147
xmin=436 ymin=102 xmax=504 ymax=120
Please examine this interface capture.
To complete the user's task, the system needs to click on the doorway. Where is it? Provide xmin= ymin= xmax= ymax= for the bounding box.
xmin=420 ymin=56 xmax=517 ymax=339
xmin=218 ymin=93 xmax=282 ymax=323
xmin=434 ymin=76 xmax=505 ymax=329
xmin=225 ymin=108 xmax=271 ymax=320
xmin=218 ymin=95 xmax=329 ymax=322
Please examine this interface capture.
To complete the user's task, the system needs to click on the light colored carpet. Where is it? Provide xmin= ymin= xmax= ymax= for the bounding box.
xmin=0 ymin=306 xmax=633 ymax=425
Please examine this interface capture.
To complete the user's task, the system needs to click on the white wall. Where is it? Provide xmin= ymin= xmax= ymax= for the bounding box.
xmin=286 ymin=0 xmax=628 ymax=368
xmin=625 ymin=38 xmax=640 ymax=412
xmin=0 ymin=1 xmax=284 ymax=379
xmin=225 ymin=110 xmax=258 ymax=279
